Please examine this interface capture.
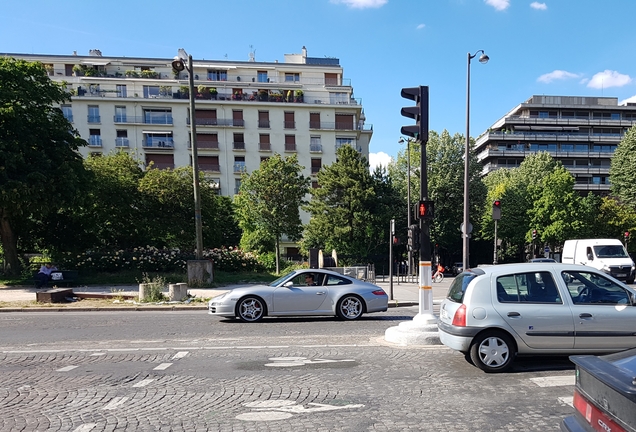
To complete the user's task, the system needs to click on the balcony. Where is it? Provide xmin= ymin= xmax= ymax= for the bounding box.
xmin=233 ymin=142 xmax=246 ymax=151
xmin=113 ymin=115 xmax=173 ymax=125
xmin=310 ymin=143 xmax=323 ymax=153
xmin=284 ymin=143 xmax=297 ymax=152
xmin=187 ymin=118 xmax=244 ymax=127
xmin=88 ymin=136 xmax=102 ymax=147
xmin=259 ymin=143 xmax=272 ymax=151
xmin=284 ymin=121 xmax=296 ymax=129
xmin=258 ymin=120 xmax=270 ymax=128
xmin=87 ymin=115 xmax=101 ymax=123
xmin=143 ymin=138 xmax=174 ymax=148
xmin=308 ymin=121 xmax=369 ymax=131
xmin=148 ymin=162 xmax=174 ymax=170
xmin=190 ymin=140 xmax=219 ymax=150
xmin=144 ymin=114 xmax=173 ymax=125
xmin=115 ymin=137 xmax=129 ymax=148
xmin=199 ymin=163 xmax=220 ymax=172
xmin=233 ymin=163 xmax=247 ymax=173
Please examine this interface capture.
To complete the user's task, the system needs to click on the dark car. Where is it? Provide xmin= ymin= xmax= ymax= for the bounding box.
xmin=561 ymin=348 xmax=636 ymax=432
xmin=451 ymin=262 xmax=463 ymax=275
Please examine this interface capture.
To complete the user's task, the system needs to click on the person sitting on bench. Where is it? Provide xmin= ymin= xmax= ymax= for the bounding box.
xmin=35 ymin=263 xmax=58 ymax=289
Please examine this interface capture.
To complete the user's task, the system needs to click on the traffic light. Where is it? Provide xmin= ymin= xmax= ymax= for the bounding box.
xmin=492 ymin=199 xmax=501 ymax=220
xmin=416 ymin=200 xmax=435 ymax=219
xmin=532 ymin=229 xmax=537 ymax=240
xmin=401 ymin=86 xmax=429 ymax=143
xmin=625 ymin=231 xmax=630 ymax=242
xmin=408 ymin=224 xmax=421 ymax=251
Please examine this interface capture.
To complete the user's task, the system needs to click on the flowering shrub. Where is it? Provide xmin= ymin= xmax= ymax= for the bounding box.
xmin=55 ymin=246 xmax=263 ymax=273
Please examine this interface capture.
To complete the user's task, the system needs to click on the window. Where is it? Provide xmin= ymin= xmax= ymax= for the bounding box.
xmin=259 ymin=134 xmax=271 ymax=151
xmin=310 ymin=112 xmax=321 ymax=129
xmin=198 ymin=156 xmax=220 ymax=172
xmin=257 ymin=70 xmax=268 ymax=83
xmin=574 ymin=144 xmax=588 ymax=152
xmin=116 ymin=84 xmax=127 ymax=98
xmin=562 ymin=270 xmax=630 ymax=305
xmin=196 ymin=133 xmax=219 ymax=150
xmin=234 ymin=179 xmax=242 ymax=195
xmin=143 ymin=85 xmax=160 ymax=98
xmin=194 ymin=109 xmax=217 ymax=126
xmin=207 ymin=69 xmax=227 ymax=81
xmin=330 ymin=93 xmax=349 ymax=104
xmin=310 ymin=136 xmax=322 ymax=152
xmin=335 ymin=137 xmax=356 ymax=151
xmin=87 ymin=105 xmax=100 ymax=123
xmin=335 ymin=114 xmax=354 ymax=129
xmin=260 ymin=157 xmax=270 ymax=163
xmin=285 ymin=73 xmax=300 ymax=82
xmin=88 ymin=129 xmax=102 ymax=147
xmin=311 ymin=158 xmax=322 ymax=174
xmin=324 ymin=73 xmax=338 ymax=86
xmin=61 ymin=105 xmax=73 ymax=122
xmin=233 ymin=133 xmax=245 ymax=150
xmin=116 ymin=130 xmax=128 ymax=147
xmin=496 ymin=272 xmax=562 ymax=304
xmin=311 ymin=180 xmax=320 ymax=189
xmin=145 ymin=154 xmax=174 ymax=170
xmin=144 ymin=109 xmax=172 ymax=125
xmin=284 ymin=112 xmax=295 ymax=129
xmin=232 ymin=110 xmax=244 ymax=127
xmin=234 ymin=156 xmax=246 ymax=173
xmin=258 ymin=111 xmax=270 ymax=128
xmin=115 ymin=106 xmax=127 ymax=123
xmin=560 ymin=144 xmax=574 ymax=151
xmin=144 ymin=132 xmax=174 ymax=148
xmin=285 ymin=135 xmax=296 ymax=152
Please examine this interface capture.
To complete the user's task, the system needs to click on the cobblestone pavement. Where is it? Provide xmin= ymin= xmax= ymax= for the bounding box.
xmin=0 ymin=341 xmax=575 ymax=431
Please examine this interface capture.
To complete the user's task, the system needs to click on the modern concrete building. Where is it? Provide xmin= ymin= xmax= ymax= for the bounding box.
xmin=4 ymin=47 xmax=373 ymax=258
xmin=475 ymin=95 xmax=636 ymax=194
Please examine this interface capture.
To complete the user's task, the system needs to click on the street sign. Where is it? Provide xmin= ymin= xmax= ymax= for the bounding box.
xmin=544 ymin=246 xmax=550 ymax=253
xmin=460 ymin=222 xmax=473 ymax=234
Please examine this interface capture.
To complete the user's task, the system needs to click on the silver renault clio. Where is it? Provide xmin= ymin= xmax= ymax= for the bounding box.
xmin=438 ymin=263 xmax=636 ymax=373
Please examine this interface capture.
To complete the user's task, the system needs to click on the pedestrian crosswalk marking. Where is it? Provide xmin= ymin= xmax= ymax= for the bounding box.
xmin=72 ymin=424 xmax=96 ymax=432
xmin=172 ymin=351 xmax=188 ymax=359
xmin=57 ymin=365 xmax=78 ymax=372
xmin=154 ymin=363 xmax=172 ymax=370
xmin=558 ymin=396 xmax=574 ymax=407
xmin=103 ymin=396 xmax=128 ymax=410
xmin=133 ymin=378 xmax=154 ymax=388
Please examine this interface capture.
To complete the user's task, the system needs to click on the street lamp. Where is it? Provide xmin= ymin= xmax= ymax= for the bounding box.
xmin=462 ymin=50 xmax=489 ymax=272
xmin=172 ymin=48 xmax=204 ymax=260
xmin=399 ymin=137 xmax=412 ymax=277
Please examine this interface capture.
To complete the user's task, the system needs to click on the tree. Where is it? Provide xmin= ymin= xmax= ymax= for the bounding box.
xmin=303 ymin=145 xmax=388 ymax=263
xmin=610 ymin=125 xmax=636 ymax=207
xmin=0 ymin=57 xmax=87 ymax=274
xmin=234 ymin=154 xmax=309 ymax=273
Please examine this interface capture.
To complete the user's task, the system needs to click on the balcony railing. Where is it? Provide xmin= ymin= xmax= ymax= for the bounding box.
xmin=310 ymin=143 xmax=323 ymax=153
xmin=144 ymin=114 xmax=173 ymax=125
xmin=259 ymin=143 xmax=272 ymax=151
xmin=199 ymin=163 xmax=220 ymax=172
xmin=190 ymin=140 xmax=219 ymax=150
xmin=113 ymin=115 xmax=173 ymax=125
xmin=284 ymin=121 xmax=296 ymax=129
xmin=308 ymin=121 xmax=370 ymax=131
xmin=284 ymin=143 xmax=297 ymax=152
xmin=87 ymin=115 xmax=101 ymax=123
xmin=63 ymin=114 xmax=73 ymax=122
xmin=233 ymin=163 xmax=247 ymax=173
xmin=311 ymin=166 xmax=321 ymax=174
xmin=187 ymin=118 xmax=244 ymax=127
xmin=258 ymin=120 xmax=270 ymax=128
xmin=233 ymin=142 xmax=246 ymax=150
xmin=115 ymin=138 xmax=129 ymax=148
xmin=143 ymin=138 xmax=174 ymax=148
xmin=148 ymin=162 xmax=174 ymax=170
xmin=88 ymin=136 xmax=102 ymax=147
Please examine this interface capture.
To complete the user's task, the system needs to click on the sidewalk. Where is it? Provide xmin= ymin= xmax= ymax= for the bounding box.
xmin=0 ymin=277 xmax=453 ymax=311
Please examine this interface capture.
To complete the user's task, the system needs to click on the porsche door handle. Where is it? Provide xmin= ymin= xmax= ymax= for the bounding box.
xmin=316 ymin=291 xmax=326 ymax=295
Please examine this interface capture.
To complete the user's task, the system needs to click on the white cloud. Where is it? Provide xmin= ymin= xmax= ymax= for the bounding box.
xmin=485 ymin=0 xmax=510 ymax=11
xmin=330 ymin=0 xmax=387 ymax=9
xmin=530 ymin=2 xmax=547 ymax=10
xmin=416 ymin=23 xmax=425 ymax=30
xmin=587 ymin=70 xmax=632 ymax=89
xmin=619 ymin=95 xmax=636 ymax=105
xmin=369 ymin=152 xmax=393 ymax=171
xmin=537 ymin=70 xmax=580 ymax=83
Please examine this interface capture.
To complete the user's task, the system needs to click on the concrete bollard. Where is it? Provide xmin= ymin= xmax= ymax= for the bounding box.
xmin=169 ymin=283 xmax=189 ymax=301
xmin=138 ymin=283 xmax=148 ymax=301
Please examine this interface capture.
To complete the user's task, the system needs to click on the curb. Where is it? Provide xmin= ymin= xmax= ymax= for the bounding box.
xmin=0 ymin=301 xmax=420 ymax=313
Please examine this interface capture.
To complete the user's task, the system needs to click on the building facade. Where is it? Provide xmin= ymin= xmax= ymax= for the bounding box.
xmin=475 ymin=95 xmax=636 ymax=194
xmin=4 ymin=47 xmax=373 ymax=258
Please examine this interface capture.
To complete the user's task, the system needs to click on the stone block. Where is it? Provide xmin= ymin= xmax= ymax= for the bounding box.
xmin=36 ymin=288 xmax=73 ymax=303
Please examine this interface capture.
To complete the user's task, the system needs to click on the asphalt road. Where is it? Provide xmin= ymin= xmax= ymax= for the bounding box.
xmin=0 ymin=309 xmax=577 ymax=431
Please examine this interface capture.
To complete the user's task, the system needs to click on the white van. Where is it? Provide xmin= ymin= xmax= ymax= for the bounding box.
xmin=562 ymin=239 xmax=635 ymax=283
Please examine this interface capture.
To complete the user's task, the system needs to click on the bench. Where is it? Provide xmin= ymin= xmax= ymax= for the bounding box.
xmin=32 ymin=270 xmax=79 ymax=288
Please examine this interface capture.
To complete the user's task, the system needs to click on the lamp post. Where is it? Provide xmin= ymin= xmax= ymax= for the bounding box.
xmin=399 ymin=137 xmax=412 ymax=278
xmin=172 ymin=48 xmax=204 ymax=260
xmin=462 ymin=50 xmax=489 ymax=272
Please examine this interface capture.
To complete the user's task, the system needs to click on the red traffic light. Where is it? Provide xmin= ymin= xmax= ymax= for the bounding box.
xmin=493 ymin=200 xmax=501 ymax=207
xmin=416 ymin=200 xmax=434 ymax=219
xmin=625 ymin=231 xmax=630 ymax=238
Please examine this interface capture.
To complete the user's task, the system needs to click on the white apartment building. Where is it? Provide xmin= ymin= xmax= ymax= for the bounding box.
xmin=475 ymin=95 xmax=636 ymax=195
xmin=5 ymin=47 xmax=373 ymax=258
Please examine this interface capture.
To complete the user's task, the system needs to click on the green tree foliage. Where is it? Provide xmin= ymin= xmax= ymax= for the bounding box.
xmin=610 ymin=125 xmax=636 ymax=207
xmin=303 ymin=145 xmax=400 ymax=264
xmin=234 ymin=154 xmax=309 ymax=273
xmin=0 ymin=57 xmax=87 ymax=274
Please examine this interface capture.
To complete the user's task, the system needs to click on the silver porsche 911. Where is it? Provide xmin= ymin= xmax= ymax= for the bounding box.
xmin=208 ymin=269 xmax=388 ymax=322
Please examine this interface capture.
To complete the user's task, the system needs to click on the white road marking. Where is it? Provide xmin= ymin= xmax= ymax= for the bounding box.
xmin=72 ymin=424 xmax=97 ymax=432
xmin=153 ymin=363 xmax=172 ymax=370
xmin=57 ymin=366 xmax=78 ymax=372
xmin=132 ymin=378 xmax=154 ymax=388
xmin=90 ymin=352 xmax=106 ymax=356
xmin=529 ymin=375 xmax=575 ymax=387
xmin=558 ymin=396 xmax=574 ymax=407
xmin=172 ymin=351 xmax=188 ymax=360
xmin=237 ymin=399 xmax=365 ymax=421
xmin=103 ymin=396 xmax=128 ymax=410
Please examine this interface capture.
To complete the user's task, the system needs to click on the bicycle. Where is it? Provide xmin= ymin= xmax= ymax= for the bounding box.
xmin=433 ymin=271 xmax=444 ymax=283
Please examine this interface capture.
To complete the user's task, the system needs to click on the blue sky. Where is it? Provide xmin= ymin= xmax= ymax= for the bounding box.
xmin=3 ymin=0 xmax=636 ymax=169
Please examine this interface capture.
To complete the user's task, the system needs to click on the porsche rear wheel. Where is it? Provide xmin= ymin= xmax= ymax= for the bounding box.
xmin=336 ymin=295 xmax=364 ymax=320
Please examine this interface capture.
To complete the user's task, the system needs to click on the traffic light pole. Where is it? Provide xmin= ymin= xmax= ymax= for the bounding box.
xmin=493 ymin=220 xmax=498 ymax=265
